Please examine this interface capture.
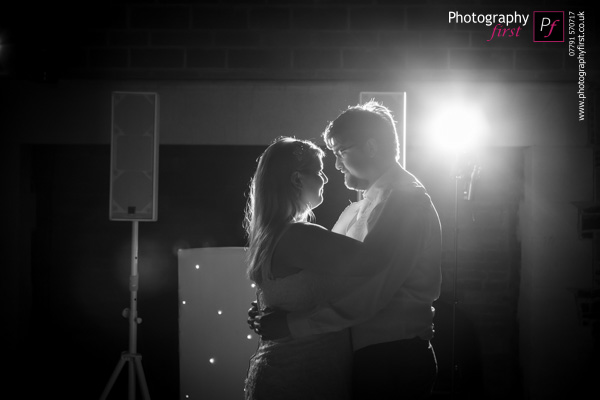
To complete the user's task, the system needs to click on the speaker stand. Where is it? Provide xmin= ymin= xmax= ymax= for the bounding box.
xmin=100 ymin=221 xmax=151 ymax=400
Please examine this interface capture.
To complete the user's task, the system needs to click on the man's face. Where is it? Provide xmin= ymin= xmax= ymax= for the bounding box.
xmin=330 ymin=136 xmax=371 ymax=191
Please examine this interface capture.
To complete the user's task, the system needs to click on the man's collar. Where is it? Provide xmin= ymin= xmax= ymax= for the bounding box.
xmin=363 ymin=163 xmax=404 ymax=201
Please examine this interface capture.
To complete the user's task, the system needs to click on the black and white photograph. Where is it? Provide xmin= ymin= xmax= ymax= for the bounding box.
xmin=1 ymin=1 xmax=597 ymax=399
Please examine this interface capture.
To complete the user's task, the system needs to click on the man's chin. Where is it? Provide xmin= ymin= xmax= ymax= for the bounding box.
xmin=344 ymin=175 xmax=369 ymax=191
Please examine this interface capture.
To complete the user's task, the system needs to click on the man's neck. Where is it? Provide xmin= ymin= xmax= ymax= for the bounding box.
xmin=365 ymin=161 xmax=398 ymax=190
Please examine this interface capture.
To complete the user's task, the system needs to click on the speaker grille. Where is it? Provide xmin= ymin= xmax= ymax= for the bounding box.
xmin=109 ymin=92 xmax=159 ymax=221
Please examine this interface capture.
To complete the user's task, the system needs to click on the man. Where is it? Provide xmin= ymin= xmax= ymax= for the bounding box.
xmin=252 ymin=101 xmax=442 ymax=399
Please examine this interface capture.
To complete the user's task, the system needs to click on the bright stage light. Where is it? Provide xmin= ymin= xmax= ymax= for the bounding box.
xmin=430 ymin=101 xmax=488 ymax=153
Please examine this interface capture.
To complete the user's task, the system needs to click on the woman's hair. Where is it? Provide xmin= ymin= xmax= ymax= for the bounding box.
xmin=323 ymin=100 xmax=400 ymax=162
xmin=244 ymin=137 xmax=325 ymax=284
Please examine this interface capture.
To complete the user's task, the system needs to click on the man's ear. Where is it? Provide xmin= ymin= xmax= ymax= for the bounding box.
xmin=291 ymin=171 xmax=303 ymax=189
xmin=365 ymin=138 xmax=378 ymax=158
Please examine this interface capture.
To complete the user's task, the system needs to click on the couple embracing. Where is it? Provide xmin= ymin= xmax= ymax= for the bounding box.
xmin=243 ymin=101 xmax=442 ymax=400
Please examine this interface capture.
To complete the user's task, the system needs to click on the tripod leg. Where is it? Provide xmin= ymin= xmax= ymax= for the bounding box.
xmin=100 ymin=354 xmax=127 ymax=400
xmin=134 ymin=355 xmax=151 ymax=400
xmin=129 ymin=358 xmax=136 ymax=400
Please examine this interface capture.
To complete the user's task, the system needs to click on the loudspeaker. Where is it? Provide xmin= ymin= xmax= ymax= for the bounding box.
xmin=109 ymin=91 xmax=159 ymax=221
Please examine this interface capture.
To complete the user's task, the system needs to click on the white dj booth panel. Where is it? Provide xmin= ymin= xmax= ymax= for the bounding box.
xmin=178 ymin=247 xmax=258 ymax=400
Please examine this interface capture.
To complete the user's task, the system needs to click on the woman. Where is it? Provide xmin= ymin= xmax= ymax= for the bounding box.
xmin=243 ymin=137 xmax=386 ymax=400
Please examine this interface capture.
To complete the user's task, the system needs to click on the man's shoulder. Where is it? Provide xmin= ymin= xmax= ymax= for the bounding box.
xmin=386 ymin=180 xmax=430 ymax=206
xmin=385 ymin=167 xmax=427 ymax=196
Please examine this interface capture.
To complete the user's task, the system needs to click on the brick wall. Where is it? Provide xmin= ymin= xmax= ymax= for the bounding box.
xmin=4 ymin=1 xmax=597 ymax=82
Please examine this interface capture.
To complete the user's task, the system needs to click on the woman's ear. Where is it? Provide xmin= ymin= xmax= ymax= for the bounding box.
xmin=291 ymin=171 xmax=303 ymax=189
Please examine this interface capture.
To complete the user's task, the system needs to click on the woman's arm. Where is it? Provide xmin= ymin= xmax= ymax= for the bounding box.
xmin=272 ymin=223 xmax=372 ymax=277
xmin=272 ymin=187 xmax=430 ymax=278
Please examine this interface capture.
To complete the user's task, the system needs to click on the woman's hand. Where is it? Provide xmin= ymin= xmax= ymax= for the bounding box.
xmin=247 ymin=301 xmax=291 ymax=340
xmin=247 ymin=301 xmax=261 ymax=332
xmin=255 ymin=309 xmax=291 ymax=340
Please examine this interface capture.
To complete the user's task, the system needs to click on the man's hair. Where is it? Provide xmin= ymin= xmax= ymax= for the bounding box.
xmin=323 ymin=100 xmax=400 ymax=162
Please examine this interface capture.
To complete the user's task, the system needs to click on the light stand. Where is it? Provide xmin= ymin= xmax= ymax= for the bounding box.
xmin=100 ymin=221 xmax=151 ymax=400
xmin=450 ymin=152 xmax=480 ymax=397
xmin=450 ymin=167 xmax=460 ymax=396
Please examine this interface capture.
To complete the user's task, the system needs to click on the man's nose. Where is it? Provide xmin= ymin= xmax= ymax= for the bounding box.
xmin=335 ymin=157 xmax=344 ymax=171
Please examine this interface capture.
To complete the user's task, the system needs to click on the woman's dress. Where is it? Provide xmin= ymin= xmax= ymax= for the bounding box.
xmin=244 ymin=270 xmax=353 ymax=400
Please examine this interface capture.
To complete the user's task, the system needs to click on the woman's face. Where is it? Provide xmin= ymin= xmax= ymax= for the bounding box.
xmin=299 ymin=159 xmax=328 ymax=210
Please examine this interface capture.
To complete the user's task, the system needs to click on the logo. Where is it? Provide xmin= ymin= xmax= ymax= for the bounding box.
xmin=533 ymin=11 xmax=564 ymax=42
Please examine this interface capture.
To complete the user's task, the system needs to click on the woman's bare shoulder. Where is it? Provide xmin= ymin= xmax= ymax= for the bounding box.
xmin=282 ymin=222 xmax=358 ymax=248
xmin=271 ymin=223 xmax=329 ymax=277
xmin=288 ymin=221 xmax=328 ymax=233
